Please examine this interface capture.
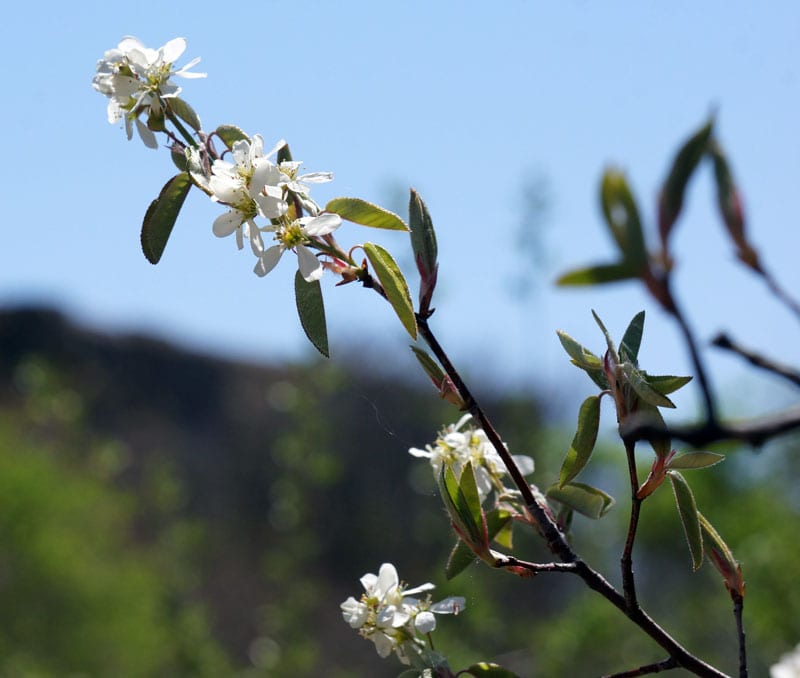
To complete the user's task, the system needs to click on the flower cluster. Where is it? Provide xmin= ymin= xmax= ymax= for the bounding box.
xmin=771 ymin=643 xmax=800 ymax=678
xmin=409 ymin=414 xmax=534 ymax=501
xmin=340 ymin=563 xmax=464 ymax=665
xmin=93 ymin=37 xmax=205 ymax=148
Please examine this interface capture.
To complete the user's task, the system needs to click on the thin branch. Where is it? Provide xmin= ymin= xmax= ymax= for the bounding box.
xmin=493 ymin=555 xmax=578 ymax=575
xmin=418 ymin=315 xmax=728 ymax=678
xmin=712 ymin=332 xmax=800 ymax=388
xmin=757 ymin=264 xmax=800 ymax=324
xmin=621 ymin=406 xmax=800 ymax=448
xmin=622 ymin=437 xmax=642 ymax=610
xmin=603 ymin=657 xmax=679 ymax=677
xmin=732 ymin=592 xmax=748 ymax=678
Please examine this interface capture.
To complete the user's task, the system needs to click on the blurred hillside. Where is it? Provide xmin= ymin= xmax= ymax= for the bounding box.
xmin=0 ymin=306 xmax=798 ymax=677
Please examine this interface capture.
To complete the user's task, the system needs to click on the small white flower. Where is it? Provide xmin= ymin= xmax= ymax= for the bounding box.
xmin=772 ymin=643 xmax=800 ymax=678
xmin=209 ymin=135 xmax=287 ymax=255
xmin=278 ymin=160 xmax=334 ymax=215
xmin=255 ymin=213 xmax=341 ymax=282
xmin=93 ymin=37 xmax=205 ymax=147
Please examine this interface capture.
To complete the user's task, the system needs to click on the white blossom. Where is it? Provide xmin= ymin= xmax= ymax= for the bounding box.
xmin=772 ymin=644 xmax=800 ymax=678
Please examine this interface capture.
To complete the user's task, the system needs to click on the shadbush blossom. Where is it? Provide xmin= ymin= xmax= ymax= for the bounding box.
xmin=771 ymin=644 xmax=800 ymax=678
xmin=93 ymin=37 xmax=205 ymax=147
xmin=409 ymin=414 xmax=534 ymax=501
xmin=340 ymin=563 xmax=465 ymax=665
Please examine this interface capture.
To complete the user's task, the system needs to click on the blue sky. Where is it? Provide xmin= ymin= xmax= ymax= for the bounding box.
xmin=3 ymin=1 xmax=800 ymax=416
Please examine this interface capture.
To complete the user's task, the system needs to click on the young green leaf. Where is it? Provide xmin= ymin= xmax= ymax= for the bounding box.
xmin=363 ymin=243 xmax=417 ymax=339
xmin=619 ymin=311 xmax=645 ymax=364
xmin=408 ymin=188 xmax=438 ymax=276
xmin=658 ymin=118 xmax=714 ymax=248
xmin=439 ymin=464 xmax=483 ymax=548
xmin=214 ymin=124 xmax=250 ymax=150
xmin=559 ymin=395 xmax=601 ymax=487
xmin=294 ymin=271 xmax=329 ymax=358
xmin=546 ymin=482 xmax=615 ymax=520
xmin=486 ymin=508 xmax=513 ymax=549
xmin=698 ymin=511 xmax=745 ymax=597
xmin=644 ymin=374 xmax=693 ymax=395
xmin=622 ymin=362 xmax=676 ymax=408
xmin=277 ymin=142 xmax=292 ymax=164
xmin=666 ymin=451 xmax=724 ymax=470
xmin=463 ymin=663 xmax=522 ymax=678
xmin=325 ymin=197 xmax=409 ymax=231
xmin=556 ymin=331 xmax=604 ymax=371
xmin=600 ymin=169 xmax=647 ymax=268
xmin=140 ymin=172 xmax=192 ymax=264
xmin=445 ymin=538 xmax=476 ymax=580
xmin=410 ymin=346 xmax=446 ymax=384
xmin=555 ymin=261 xmax=638 ymax=286
xmin=168 ymin=97 xmax=201 ymax=131
xmin=668 ymin=470 xmax=703 ymax=570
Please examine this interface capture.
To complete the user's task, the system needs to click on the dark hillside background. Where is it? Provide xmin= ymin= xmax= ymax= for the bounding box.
xmin=0 ymin=306 xmax=798 ymax=677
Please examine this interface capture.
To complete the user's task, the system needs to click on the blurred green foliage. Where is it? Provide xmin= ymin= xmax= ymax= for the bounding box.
xmin=0 ymin=308 xmax=798 ymax=676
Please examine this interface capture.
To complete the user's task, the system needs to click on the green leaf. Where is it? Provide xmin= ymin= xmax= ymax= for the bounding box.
xmin=294 ymin=271 xmax=329 ymax=358
xmin=463 ymin=662 xmax=522 ymax=678
xmin=619 ymin=311 xmax=645 ymax=363
xmin=556 ymin=261 xmax=638 ymax=286
xmin=410 ymin=346 xmax=445 ymax=384
xmin=168 ymin=97 xmax=201 ymax=131
xmin=546 ymin=482 xmax=615 ymax=520
xmin=445 ymin=539 xmax=476 ymax=580
xmin=659 ymin=119 xmax=714 ymax=243
xmin=559 ymin=396 xmax=601 ymax=487
xmin=215 ymin=124 xmax=249 ymax=150
xmin=439 ymin=465 xmax=484 ymax=547
xmin=622 ymin=362 xmax=675 ymax=408
xmin=363 ymin=243 xmax=417 ymax=339
xmin=668 ymin=471 xmax=703 ymax=570
xmin=277 ymin=142 xmax=292 ymax=164
xmin=326 ymin=197 xmax=409 ymax=231
xmin=645 ymin=374 xmax=693 ymax=395
xmin=591 ymin=309 xmax=618 ymax=361
xmin=556 ymin=331 xmax=604 ymax=371
xmin=408 ymin=189 xmax=438 ymax=275
xmin=667 ymin=451 xmax=725 ymax=470
xmin=486 ymin=508 xmax=513 ymax=549
xmin=140 ymin=173 xmax=192 ymax=264
xmin=600 ymin=169 xmax=647 ymax=267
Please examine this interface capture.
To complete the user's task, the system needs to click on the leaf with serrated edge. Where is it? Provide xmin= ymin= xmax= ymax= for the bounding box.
xmin=667 ymin=451 xmax=724 ymax=470
xmin=141 ymin=173 xmax=192 ymax=264
xmin=556 ymin=261 xmax=638 ymax=286
xmin=326 ymin=197 xmax=408 ymax=231
xmin=619 ymin=311 xmax=645 ymax=363
xmin=668 ymin=471 xmax=703 ymax=570
xmin=546 ymin=482 xmax=615 ymax=520
xmin=559 ymin=395 xmax=601 ymax=487
xmin=294 ymin=271 xmax=329 ymax=358
xmin=215 ymin=125 xmax=249 ymax=150
xmin=623 ymin=362 xmax=675 ymax=408
xmin=363 ymin=243 xmax=417 ymax=338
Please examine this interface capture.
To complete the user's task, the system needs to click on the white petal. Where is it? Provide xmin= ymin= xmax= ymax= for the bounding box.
xmin=213 ymin=211 xmax=241 ymax=238
xmin=160 ymin=37 xmax=187 ymax=64
xmin=340 ymin=597 xmax=369 ymax=628
xmin=414 ymin=611 xmax=436 ymax=634
xmin=301 ymin=213 xmax=341 ymax=237
xmin=255 ymin=246 xmax=283 ymax=277
xmin=296 ymin=245 xmax=323 ymax=282
xmin=402 ymin=582 xmax=435 ymax=597
xmin=298 ymin=171 xmax=334 ymax=184
xmin=135 ymin=117 xmax=158 ymax=149
xmin=430 ymin=596 xmax=466 ymax=614
xmin=371 ymin=632 xmax=395 ymax=658
xmin=374 ymin=564 xmax=399 ymax=599
xmin=512 ymin=454 xmax=535 ymax=476
xmin=360 ymin=572 xmax=378 ymax=593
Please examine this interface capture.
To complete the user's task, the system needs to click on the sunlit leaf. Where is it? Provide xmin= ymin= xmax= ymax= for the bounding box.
xmin=668 ymin=471 xmax=703 ymax=570
xmin=326 ymin=197 xmax=408 ymax=231
xmin=556 ymin=261 xmax=638 ymax=286
xmin=667 ymin=451 xmax=724 ymax=470
xmin=169 ymin=97 xmax=201 ymax=131
xmin=215 ymin=124 xmax=249 ymax=150
xmin=409 ymin=188 xmax=438 ymax=276
xmin=622 ymin=362 xmax=675 ymax=408
xmin=363 ymin=243 xmax=417 ymax=339
xmin=294 ymin=271 xmax=329 ymax=358
xmin=140 ymin=172 xmax=192 ymax=264
xmin=619 ymin=311 xmax=645 ymax=363
xmin=438 ymin=464 xmax=485 ymax=549
xmin=486 ymin=508 xmax=513 ymax=549
xmin=410 ymin=346 xmax=445 ymax=384
xmin=645 ymin=374 xmax=693 ymax=395
xmin=559 ymin=396 xmax=601 ymax=487
xmin=546 ymin=482 xmax=615 ymax=519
